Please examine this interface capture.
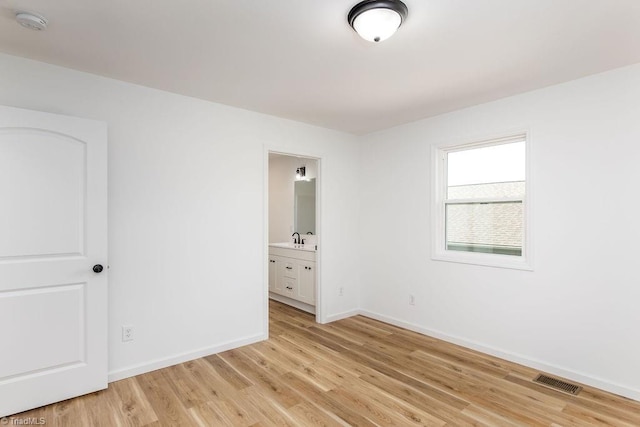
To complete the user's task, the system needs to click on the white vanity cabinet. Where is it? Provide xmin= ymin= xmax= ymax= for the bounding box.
xmin=268 ymin=245 xmax=316 ymax=311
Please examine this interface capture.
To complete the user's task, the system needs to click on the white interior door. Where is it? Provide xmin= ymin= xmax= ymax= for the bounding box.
xmin=0 ymin=105 xmax=108 ymax=417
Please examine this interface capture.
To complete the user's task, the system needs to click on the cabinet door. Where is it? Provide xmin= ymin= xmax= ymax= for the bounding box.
xmin=273 ymin=257 xmax=288 ymax=294
xmin=268 ymin=258 xmax=277 ymax=292
xmin=297 ymin=261 xmax=316 ymax=305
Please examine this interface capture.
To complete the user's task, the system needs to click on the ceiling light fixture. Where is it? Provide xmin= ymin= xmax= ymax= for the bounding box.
xmin=15 ymin=12 xmax=48 ymax=31
xmin=348 ymin=0 xmax=408 ymax=43
xmin=295 ymin=167 xmax=306 ymax=181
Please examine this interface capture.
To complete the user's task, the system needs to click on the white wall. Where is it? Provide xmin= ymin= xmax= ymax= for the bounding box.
xmin=0 ymin=53 xmax=360 ymax=379
xmin=4 ymin=50 xmax=639 ymax=400
xmin=268 ymin=154 xmax=317 ymax=243
xmin=358 ymin=63 xmax=640 ymax=399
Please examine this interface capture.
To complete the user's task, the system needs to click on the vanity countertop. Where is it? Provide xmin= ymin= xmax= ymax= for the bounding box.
xmin=269 ymin=242 xmax=316 ymax=252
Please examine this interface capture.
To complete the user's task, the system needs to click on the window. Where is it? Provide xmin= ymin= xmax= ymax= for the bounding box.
xmin=433 ymin=134 xmax=531 ymax=270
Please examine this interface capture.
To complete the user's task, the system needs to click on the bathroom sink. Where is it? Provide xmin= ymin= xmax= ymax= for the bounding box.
xmin=269 ymin=242 xmax=316 ymax=252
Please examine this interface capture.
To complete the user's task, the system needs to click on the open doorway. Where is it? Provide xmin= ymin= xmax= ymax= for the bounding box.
xmin=266 ymin=152 xmax=321 ymax=327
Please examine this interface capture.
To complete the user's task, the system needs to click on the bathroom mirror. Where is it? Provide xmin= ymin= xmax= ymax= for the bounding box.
xmin=294 ymin=178 xmax=316 ymax=234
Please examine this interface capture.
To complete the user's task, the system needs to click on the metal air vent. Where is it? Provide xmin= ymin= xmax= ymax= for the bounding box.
xmin=533 ymin=374 xmax=582 ymax=395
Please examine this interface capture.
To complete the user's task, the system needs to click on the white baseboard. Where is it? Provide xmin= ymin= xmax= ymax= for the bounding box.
xmin=358 ymin=309 xmax=640 ymax=401
xmin=108 ymin=332 xmax=267 ymax=383
xmin=323 ymin=308 xmax=360 ymax=324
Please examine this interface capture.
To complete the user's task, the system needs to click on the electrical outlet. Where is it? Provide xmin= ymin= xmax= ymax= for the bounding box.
xmin=339 ymin=287 xmax=344 ymax=296
xmin=409 ymin=294 xmax=415 ymax=305
xmin=122 ymin=325 xmax=134 ymax=342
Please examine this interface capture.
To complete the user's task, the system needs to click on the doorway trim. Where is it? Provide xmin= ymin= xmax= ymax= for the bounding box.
xmin=263 ymin=145 xmax=324 ymax=335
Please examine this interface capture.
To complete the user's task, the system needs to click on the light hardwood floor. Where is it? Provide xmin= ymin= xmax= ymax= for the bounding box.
xmin=12 ymin=301 xmax=640 ymax=426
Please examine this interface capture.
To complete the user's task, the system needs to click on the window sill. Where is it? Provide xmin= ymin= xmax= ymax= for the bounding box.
xmin=432 ymin=251 xmax=533 ymax=271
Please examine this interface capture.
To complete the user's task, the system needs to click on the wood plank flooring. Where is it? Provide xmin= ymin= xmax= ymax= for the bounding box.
xmin=12 ymin=301 xmax=640 ymax=426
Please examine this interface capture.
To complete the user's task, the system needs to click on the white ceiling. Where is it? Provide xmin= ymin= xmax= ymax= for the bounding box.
xmin=1 ymin=1 xmax=639 ymax=134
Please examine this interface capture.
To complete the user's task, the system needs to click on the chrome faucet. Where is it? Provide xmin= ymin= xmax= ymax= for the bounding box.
xmin=291 ymin=232 xmax=301 ymax=245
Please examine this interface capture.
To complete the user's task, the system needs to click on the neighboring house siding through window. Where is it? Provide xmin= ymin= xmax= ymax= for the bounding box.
xmin=447 ymin=181 xmax=524 ymax=252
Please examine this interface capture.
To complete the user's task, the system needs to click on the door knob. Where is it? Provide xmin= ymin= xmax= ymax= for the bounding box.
xmin=93 ymin=264 xmax=104 ymax=273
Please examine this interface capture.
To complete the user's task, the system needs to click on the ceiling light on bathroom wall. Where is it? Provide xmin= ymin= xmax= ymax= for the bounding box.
xmin=15 ymin=12 xmax=48 ymax=31
xmin=348 ymin=0 xmax=408 ymax=43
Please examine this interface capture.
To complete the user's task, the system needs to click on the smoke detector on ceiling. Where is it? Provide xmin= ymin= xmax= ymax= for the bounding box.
xmin=15 ymin=12 xmax=48 ymax=31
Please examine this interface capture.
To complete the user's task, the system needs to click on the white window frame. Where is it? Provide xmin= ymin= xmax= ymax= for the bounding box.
xmin=432 ymin=133 xmax=533 ymax=270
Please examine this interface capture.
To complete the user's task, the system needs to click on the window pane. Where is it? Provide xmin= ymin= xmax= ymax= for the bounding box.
xmin=447 ymin=141 xmax=525 ymax=199
xmin=446 ymin=201 xmax=523 ymax=256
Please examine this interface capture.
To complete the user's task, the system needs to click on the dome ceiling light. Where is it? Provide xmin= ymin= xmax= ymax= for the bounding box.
xmin=348 ymin=0 xmax=408 ymax=43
